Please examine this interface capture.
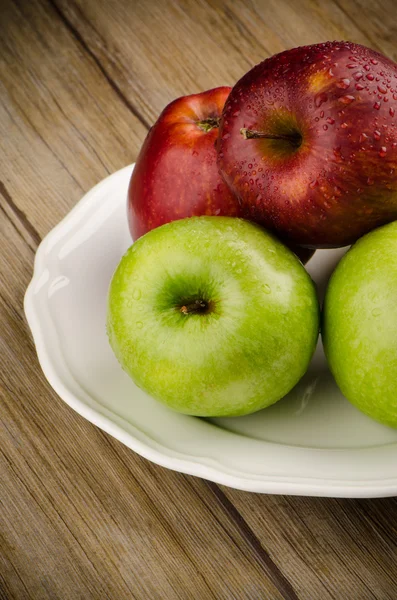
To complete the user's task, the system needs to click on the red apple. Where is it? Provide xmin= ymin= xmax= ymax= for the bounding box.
xmin=128 ymin=87 xmax=242 ymax=240
xmin=217 ymin=41 xmax=397 ymax=248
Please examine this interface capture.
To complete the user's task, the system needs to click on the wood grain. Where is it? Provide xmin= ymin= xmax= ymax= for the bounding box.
xmin=2 ymin=0 xmax=397 ymax=597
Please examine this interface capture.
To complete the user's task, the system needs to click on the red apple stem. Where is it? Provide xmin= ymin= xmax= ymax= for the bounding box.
xmin=197 ymin=118 xmax=220 ymax=133
xmin=240 ymin=128 xmax=302 ymax=146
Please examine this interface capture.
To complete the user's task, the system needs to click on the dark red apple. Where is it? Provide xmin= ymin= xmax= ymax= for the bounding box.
xmin=128 ymin=87 xmax=242 ymax=240
xmin=217 ymin=41 xmax=397 ymax=248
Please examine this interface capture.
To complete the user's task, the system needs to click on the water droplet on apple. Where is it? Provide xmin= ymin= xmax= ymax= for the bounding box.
xmin=367 ymin=177 xmax=374 ymax=185
xmin=337 ymin=78 xmax=350 ymax=89
xmin=355 ymin=83 xmax=365 ymax=91
xmin=339 ymin=95 xmax=355 ymax=104
xmin=323 ymin=124 xmax=328 ymax=131
xmin=133 ymin=289 xmax=142 ymax=300
xmin=340 ymin=122 xmax=348 ymax=128
xmin=326 ymin=117 xmax=335 ymax=124
xmin=363 ymin=64 xmax=370 ymax=71
xmin=379 ymin=146 xmax=387 ymax=157
xmin=359 ymin=133 xmax=368 ymax=142
xmin=136 ymin=321 xmax=143 ymax=329
xmin=353 ymin=71 xmax=363 ymax=81
xmin=370 ymin=58 xmax=379 ymax=65
xmin=366 ymin=73 xmax=374 ymax=80
xmin=320 ymin=110 xmax=325 ymax=118
xmin=372 ymin=308 xmax=382 ymax=317
xmin=309 ymin=179 xmax=318 ymax=189
xmin=373 ymin=101 xmax=381 ymax=110
xmin=378 ymin=84 xmax=387 ymax=94
xmin=346 ymin=64 xmax=356 ymax=69
xmin=262 ymin=284 xmax=271 ymax=294
xmin=314 ymin=92 xmax=328 ymax=107
xmin=374 ymin=130 xmax=381 ymax=140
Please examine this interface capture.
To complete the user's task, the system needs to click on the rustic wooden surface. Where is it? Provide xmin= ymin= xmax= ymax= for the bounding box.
xmin=2 ymin=0 xmax=397 ymax=597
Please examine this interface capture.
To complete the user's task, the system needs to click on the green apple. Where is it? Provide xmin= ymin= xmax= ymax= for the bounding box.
xmin=107 ymin=217 xmax=319 ymax=417
xmin=323 ymin=221 xmax=397 ymax=428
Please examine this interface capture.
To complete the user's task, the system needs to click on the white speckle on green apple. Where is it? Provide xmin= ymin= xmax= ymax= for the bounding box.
xmin=323 ymin=220 xmax=397 ymax=428
xmin=107 ymin=217 xmax=320 ymax=417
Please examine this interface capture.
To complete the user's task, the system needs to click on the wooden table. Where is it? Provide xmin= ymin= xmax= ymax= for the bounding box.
xmin=2 ymin=1 xmax=397 ymax=597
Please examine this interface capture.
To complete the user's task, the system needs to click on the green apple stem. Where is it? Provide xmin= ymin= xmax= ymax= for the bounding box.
xmin=180 ymin=299 xmax=208 ymax=315
xmin=240 ymin=127 xmax=302 ymax=147
xmin=197 ymin=118 xmax=220 ymax=133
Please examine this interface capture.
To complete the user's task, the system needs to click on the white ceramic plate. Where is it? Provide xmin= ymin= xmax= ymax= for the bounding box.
xmin=25 ymin=164 xmax=397 ymax=497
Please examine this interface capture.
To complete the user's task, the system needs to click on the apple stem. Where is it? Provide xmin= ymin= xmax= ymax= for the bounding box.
xmin=197 ymin=118 xmax=220 ymax=133
xmin=240 ymin=128 xmax=302 ymax=146
xmin=180 ymin=300 xmax=208 ymax=315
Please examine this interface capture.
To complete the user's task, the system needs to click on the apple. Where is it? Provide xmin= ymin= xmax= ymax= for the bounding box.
xmin=107 ymin=217 xmax=320 ymax=417
xmin=323 ymin=220 xmax=397 ymax=428
xmin=127 ymin=86 xmax=314 ymax=264
xmin=128 ymin=87 xmax=241 ymax=240
xmin=217 ymin=41 xmax=397 ymax=249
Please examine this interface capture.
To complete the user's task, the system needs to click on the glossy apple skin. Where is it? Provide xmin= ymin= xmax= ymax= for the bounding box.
xmin=218 ymin=41 xmax=397 ymax=248
xmin=107 ymin=217 xmax=319 ymax=417
xmin=323 ymin=221 xmax=397 ymax=428
xmin=128 ymin=87 xmax=242 ymax=240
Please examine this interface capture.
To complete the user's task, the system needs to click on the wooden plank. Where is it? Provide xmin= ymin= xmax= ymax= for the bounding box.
xmin=219 ymin=488 xmax=397 ymax=599
xmin=332 ymin=0 xmax=397 ymax=62
xmin=50 ymin=0 xmax=261 ymax=125
xmin=0 ymin=206 xmax=284 ymax=598
xmin=0 ymin=0 xmax=146 ymax=238
xmin=51 ymin=0 xmax=374 ymax=128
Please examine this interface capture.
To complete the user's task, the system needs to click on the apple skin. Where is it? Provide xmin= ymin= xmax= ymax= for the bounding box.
xmin=107 ymin=217 xmax=319 ymax=417
xmin=217 ymin=41 xmax=397 ymax=249
xmin=323 ymin=220 xmax=397 ymax=428
xmin=128 ymin=87 xmax=242 ymax=240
